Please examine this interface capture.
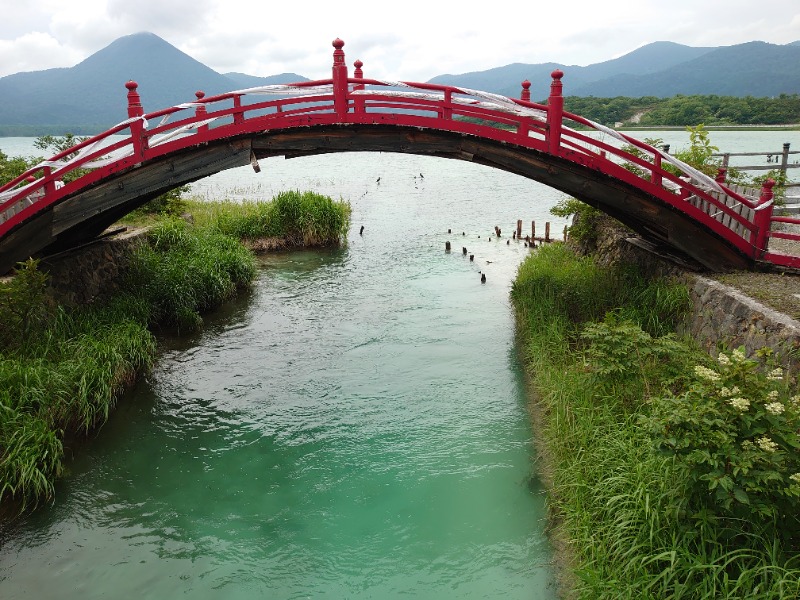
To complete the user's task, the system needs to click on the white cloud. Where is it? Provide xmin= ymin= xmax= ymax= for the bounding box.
xmin=0 ymin=0 xmax=798 ymax=81
xmin=0 ymin=32 xmax=84 ymax=75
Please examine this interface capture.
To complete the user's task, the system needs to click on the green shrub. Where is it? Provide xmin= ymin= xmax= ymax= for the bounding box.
xmin=649 ymin=346 xmax=800 ymax=541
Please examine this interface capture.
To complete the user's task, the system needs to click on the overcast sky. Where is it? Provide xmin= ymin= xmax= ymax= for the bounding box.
xmin=1 ymin=0 xmax=798 ymax=82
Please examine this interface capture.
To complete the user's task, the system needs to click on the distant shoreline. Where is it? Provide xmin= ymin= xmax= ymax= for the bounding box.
xmin=617 ymin=124 xmax=800 ymax=132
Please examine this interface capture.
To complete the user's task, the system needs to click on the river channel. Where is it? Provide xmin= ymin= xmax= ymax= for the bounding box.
xmin=1 ymin=149 xmax=569 ymax=599
xmin=0 ymin=130 xmax=794 ymax=598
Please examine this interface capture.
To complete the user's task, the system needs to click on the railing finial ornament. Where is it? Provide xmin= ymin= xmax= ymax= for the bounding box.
xmin=125 ymin=80 xmax=143 ymax=118
xmin=520 ymin=80 xmax=531 ymax=102
xmin=332 ymin=38 xmax=345 ymax=64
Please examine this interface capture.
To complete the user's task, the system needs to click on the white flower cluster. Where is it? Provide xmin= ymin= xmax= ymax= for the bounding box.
xmin=694 ymin=365 xmax=720 ymax=381
xmin=732 ymin=348 xmax=746 ymax=363
xmin=767 ymin=390 xmax=779 ymax=401
xmin=767 ymin=367 xmax=783 ymax=381
xmin=720 ymin=386 xmax=742 ymax=398
xmin=718 ymin=353 xmax=731 ymax=366
xmin=765 ymin=402 xmax=785 ymax=416
xmin=791 ymin=473 xmax=800 ymax=484
xmin=791 ymin=395 xmax=800 ymax=408
xmin=757 ymin=436 xmax=779 ymax=453
xmin=728 ymin=397 xmax=750 ymax=411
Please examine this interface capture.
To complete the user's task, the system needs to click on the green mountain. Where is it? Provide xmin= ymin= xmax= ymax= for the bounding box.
xmin=0 ymin=32 xmax=307 ymax=134
xmin=570 ymin=41 xmax=800 ymax=97
xmin=427 ymin=41 xmax=715 ymax=100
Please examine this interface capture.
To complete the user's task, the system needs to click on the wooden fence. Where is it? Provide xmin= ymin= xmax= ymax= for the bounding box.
xmin=712 ymin=142 xmax=800 ymax=181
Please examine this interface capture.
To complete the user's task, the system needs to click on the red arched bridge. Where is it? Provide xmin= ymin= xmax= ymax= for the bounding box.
xmin=1 ymin=38 xmax=798 ymax=274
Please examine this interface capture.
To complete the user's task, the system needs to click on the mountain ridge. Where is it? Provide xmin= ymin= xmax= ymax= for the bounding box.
xmin=0 ymin=32 xmax=797 ymax=134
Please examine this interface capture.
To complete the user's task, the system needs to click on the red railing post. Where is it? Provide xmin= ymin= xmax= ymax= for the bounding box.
xmin=443 ymin=89 xmax=452 ymax=120
xmin=752 ymin=178 xmax=776 ymax=257
xmin=125 ymin=80 xmax=148 ymax=158
xmin=195 ymin=91 xmax=209 ymax=133
xmin=42 ymin=166 xmax=56 ymax=195
xmin=518 ymin=80 xmax=531 ymax=138
xmin=715 ymin=167 xmax=727 ymax=183
xmin=233 ymin=95 xmax=244 ymax=124
xmin=547 ymin=70 xmax=564 ymax=155
xmin=353 ymin=59 xmax=365 ymax=114
xmin=652 ymin=153 xmax=662 ymax=187
xmin=332 ymin=38 xmax=349 ymax=118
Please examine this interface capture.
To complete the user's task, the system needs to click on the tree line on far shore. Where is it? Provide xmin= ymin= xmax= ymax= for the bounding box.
xmin=563 ymin=93 xmax=800 ymax=127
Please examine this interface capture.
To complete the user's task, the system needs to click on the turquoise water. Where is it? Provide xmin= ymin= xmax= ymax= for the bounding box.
xmin=0 ymin=152 xmax=565 ymax=599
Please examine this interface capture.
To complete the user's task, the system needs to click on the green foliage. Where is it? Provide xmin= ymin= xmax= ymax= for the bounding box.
xmin=649 ymin=347 xmax=800 ymax=538
xmin=0 ymin=264 xmax=156 ymax=510
xmin=0 ymin=150 xmax=36 ymax=186
xmin=671 ymin=124 xmax=720 ymax=177
xmin=126 ymin=217 xmax=257 ymax=331
xmin=511 ymin=244 xmax=800 ymax=597
xmin=0 ymin=410 xmax=63 ymax=511
xmin=190 ymin=191 xmax=351 ymax=246
xmin=511 ymin=243 xmax=690 ymax=336
xmin=549 ymin=197 xmax=601 ymax=247
xmin=580 ymin=315 xmax=689 ymax=401
xmin=33 ymin=133 xmax=88 ymax=155
xmin=565 ymin=94 xmax=800 ymax=127
xmin=128 ymin=185 xmax=190 ymax=218
xmin=0 ymin=259 xmax=55 ymax=354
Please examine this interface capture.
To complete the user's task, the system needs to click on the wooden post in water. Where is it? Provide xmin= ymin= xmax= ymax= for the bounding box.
xmin=516 ymin=219 xmax=522 ymax=239
xmin=780 ymin=143 xmax=791 ymax=181
xmin=563 ymin=225 xmax=568 ymax=241
xmin=531 ymin=221 xmax=536 ymax=240
xmin=545 ymin=222 xmax=551 ymax=242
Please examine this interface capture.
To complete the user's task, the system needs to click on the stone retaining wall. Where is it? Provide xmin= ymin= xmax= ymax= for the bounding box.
xmin=578 ymin=215 xmax=800 ymax=372
xmin=39 ymin=227 xmax=148 ymax=306
xmin=681 ymin=276 xmax=800 ymax=370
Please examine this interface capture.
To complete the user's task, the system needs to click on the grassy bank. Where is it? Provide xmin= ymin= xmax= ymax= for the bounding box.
xmin=0 ymin=190 xmax=350 ymax=512
xmin=511 ymin=243 xmax=800 ymax=598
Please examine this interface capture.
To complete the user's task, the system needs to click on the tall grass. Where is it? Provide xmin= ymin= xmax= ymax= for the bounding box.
xmin=511 ymin=243 xmax=800 ymax=599
xmin=127 ymin=217 xmax=257 ymax=331
xmin=187 ymin=190 xmax=351 ymax=246
xmin=0 ymin=263 xmax=156 ymax=510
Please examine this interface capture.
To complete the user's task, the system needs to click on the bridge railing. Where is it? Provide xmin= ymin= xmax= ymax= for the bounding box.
xmin=1 ymin=38 xmax=797 ymax=269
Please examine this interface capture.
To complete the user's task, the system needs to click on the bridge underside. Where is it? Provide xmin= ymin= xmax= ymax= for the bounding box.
xmin=0 ymin=124 xmax=753 ymax=275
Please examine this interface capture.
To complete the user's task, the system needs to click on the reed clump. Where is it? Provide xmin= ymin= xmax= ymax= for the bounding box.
xmin=186 ymin=190 xmax=351 ymax=248
xmin=511 ymin=243 xmax=800 ymax=599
